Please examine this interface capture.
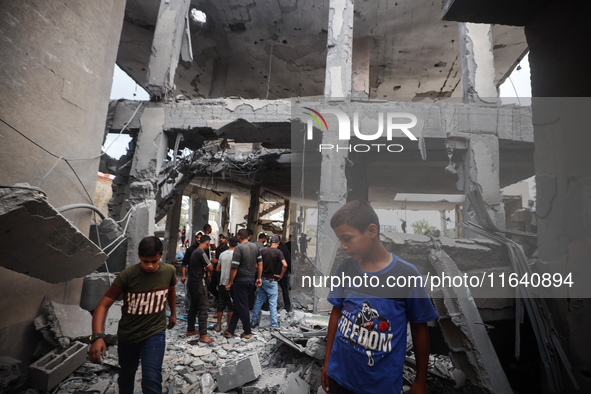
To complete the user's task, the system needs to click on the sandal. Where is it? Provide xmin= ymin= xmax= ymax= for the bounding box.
xmin=240 ymin=333 xmax=252 ymax=339
xmin=222 ymin=331 xmax=233 ymax=338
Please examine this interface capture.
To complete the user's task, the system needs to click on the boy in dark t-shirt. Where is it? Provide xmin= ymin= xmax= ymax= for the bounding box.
xmin=251 ymin=236 xmax=287 ymax=328
xmin=322 ymin=200 xmax=438 ymax=394
xmin=89 ymin=236 xmax=176 ymax=394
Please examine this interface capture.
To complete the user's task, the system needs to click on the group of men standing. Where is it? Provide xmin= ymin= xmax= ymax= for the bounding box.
xmin=181 ymin=227 xmax=293 ymax=342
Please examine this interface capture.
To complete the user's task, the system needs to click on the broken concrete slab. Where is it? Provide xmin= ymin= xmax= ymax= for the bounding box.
xmin=242 ymin=368 xmax=287 ymax=394
xmin=429 ymin=249 xmax=512 ymax=394
xmin=381 ymin=232 xmax=510 ymax=273
xmin=46 ymin=301 xmax=92 ymax=348
xmin=280 ymin=372 xmax=310 ymax=394
xmin=27 ymin=341 xmax=88 ymax=391
xmin=216 ymin=353 xmax=262 ymax=393
xmin=0 ymin=356 xmax=24 ymax=392
xmin=304 ymin=337 xmax=326 ymax=360
xmin=200 ymin=372 xmax=215 ymax=394
xmin=0 ymin=187 xmax=106 ymax=283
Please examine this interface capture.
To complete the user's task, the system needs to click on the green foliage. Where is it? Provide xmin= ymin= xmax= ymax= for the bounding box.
xmin=411 ymin=219 xmax=436 ymax=235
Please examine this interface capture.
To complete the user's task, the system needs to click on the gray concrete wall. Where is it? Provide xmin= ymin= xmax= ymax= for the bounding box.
xmin=525 ymin=5 xmax=591 ymax=392
xmin=0 ymin=0 xmax=126 ymax=363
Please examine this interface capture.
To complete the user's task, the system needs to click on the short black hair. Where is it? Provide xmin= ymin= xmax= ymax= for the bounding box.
xmin=199 ymin=235 xmax=211 ymax=244
xmin=247 ymin=229 xmax=254 ymax=237
xmin=258 ymin=232 xmax=266 ymax=240
xmin=330 ymin=200 xmax=380 ymax=235
xmin=237 ymin=229 xmax=249 ymax=239
xmin=228 ymin=236 xmax=238 ymax=247
xmin=138 ymin=236 xmax=163 ymax=256
xmin=203 ymin=223 xmax=211 ymax=231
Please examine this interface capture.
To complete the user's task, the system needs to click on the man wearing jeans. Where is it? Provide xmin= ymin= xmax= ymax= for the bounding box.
xmin=251 ymin=236 xmax=288 ymax=329
xmin=223 ymin=229 xmax=262 ymax=339
xmin=88 ymin=236 xmax=177 ymax=394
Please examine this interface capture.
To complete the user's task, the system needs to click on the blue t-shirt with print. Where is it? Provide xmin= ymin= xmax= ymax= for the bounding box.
xmin=327 ymin=253 xmax=438 ymax=394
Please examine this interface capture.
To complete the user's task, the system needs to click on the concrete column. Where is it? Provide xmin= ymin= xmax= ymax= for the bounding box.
xmin=282 ymin=199 xmax=290 ymax=240
xmin=458 ymin=23 xmax=498 ymax=104
xmin=247 ymin=185 xmax=261 ymax=234
xmin=191 ymin=197 xmax=209 ymax=239
xmin=315 ymin=0 xmax=354 ymax=313
xmin=146 ymin=0 xmax=192 ymax=100
xmin=324 ymin=0 xmax=354 ymax=99
xmin=125 ymin=107 xmax=167 ymax=266
xmin=352 ymin=36 xmax=371 ymax=99
xmin=163 ymin=193 xmax=182 ymax=263
xmin=220 ymin=194 xmax=230 ymax=234
xmin=346 ymin=161 xmax=368 ymax=201
xmin=457 ymin=135 xmax=505 ymax=232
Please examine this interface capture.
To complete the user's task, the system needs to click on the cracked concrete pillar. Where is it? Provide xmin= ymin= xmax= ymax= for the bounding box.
xmin=458 ymin=23 xmax=498 ymax=104
xmin=324 ymin=0 xmax=354 ymax=99
xmin=220 ymin=194 xmax=230 ymax=234
xmin=314 ymin=0 xmax=354 ymax=313
xmin=247 ymin=185 xmax=261 ymax=234
xmin=125 ymin=107 xmax=168 ymax=266
xmin=282 ymin=199 xmax=290 ymax=240
xmin=352 ymin=37 xmax=370 ymax=99
xmin=191 ymin=197 xmax=209 ymax=240
xmin=346 ymin=160 xmax=368 ymax=202
xmin=163 ymin=193 xmax=182 ymax=263
xmin=146 ymin=0 xmax=192 ymax=100
xmin=457 ymin=135 xmax=505 ymax=233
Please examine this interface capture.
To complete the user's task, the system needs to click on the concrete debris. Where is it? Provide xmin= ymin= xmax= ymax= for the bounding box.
xmin=33 ymin=314 xmax=60 ymax=347
xmin=27 ymin=342 xmax=88 ymax=391
xmin=0 ymin=186 xmax=106 ymax=283
xmin=304 ymin=337 xmax=326 ymax=360
xmin=45 ymin=301 xmax=92 ymax=348
xmin=0 ymin=357 xmax=24 ymax=392
xmin=20 ymin=278 xmax=471 ymax=393
xmin=242 ymin=368 xmax=286 ymax=394
xmin=429 ymin=248 xmax=512 ymax=394
xmin=282 ymin=372 xmax=310 ymax=394
xmin=216 ymin=353 xmax=261 ymax=392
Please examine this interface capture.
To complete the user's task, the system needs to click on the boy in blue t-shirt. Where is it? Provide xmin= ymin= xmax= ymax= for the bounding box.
xmin=322 ymin=200 xmax=438 ymax=394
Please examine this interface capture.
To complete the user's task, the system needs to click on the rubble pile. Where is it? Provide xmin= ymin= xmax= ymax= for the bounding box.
xmin=7 ymin=278 xmax=476 ymax=393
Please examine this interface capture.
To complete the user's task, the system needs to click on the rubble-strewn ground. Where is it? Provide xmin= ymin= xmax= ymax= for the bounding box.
xmin=16 ymin=262 xmax=482 ymax=394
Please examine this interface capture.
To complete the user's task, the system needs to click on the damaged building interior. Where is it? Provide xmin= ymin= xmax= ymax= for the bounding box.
xmin=1 ymin=0 xmax=590 ymax=393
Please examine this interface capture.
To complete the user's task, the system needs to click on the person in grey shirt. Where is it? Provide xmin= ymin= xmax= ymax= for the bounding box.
xmin=215 ymin=236 xmax=237 ymax=332
xmin=223 ymin=229 xmax=262 ymax=339
xmin=254 ymin=232 xmax=266 ymax=251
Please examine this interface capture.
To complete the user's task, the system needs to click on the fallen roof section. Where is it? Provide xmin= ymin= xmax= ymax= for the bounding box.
xmin=0 ymin=186 xmax=106 ymax=283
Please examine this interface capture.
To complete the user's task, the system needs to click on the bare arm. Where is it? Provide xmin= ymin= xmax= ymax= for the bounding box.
xmin=276 ymin=259 xmax=288 ymax=280
xmin=409 ymin=322 xmax=430 ymax=394
xmin=181 ymin=266 xmax=187 ymax=283
xmin=255 ymin=260 xmax=263 ymax=287
xmin=225 ymin=267 xmax=238 ymax=291
xmin=167 ymin=285 xmax=176 ymax=329
xmin=322 ymin=306 xmax=342 ymax=393
xmin=88 ymin=296 xmax=116 ymax=364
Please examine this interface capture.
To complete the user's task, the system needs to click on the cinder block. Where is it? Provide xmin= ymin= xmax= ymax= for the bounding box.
xmin=28 ymin=342 xmax=88 ymax=391
xmin=216 ymin=353 xmax=261 ymax=392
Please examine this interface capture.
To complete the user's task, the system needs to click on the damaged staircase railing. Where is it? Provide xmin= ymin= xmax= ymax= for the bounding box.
xmin=463 ymin=189 xmax=579 ymax=392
